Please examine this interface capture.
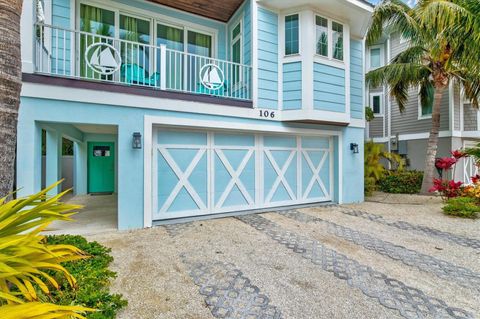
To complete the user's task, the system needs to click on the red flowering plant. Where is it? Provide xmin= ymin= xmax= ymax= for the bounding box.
xmin=430 ymin=149 xmax=470 ymax=201
xmin=429 ymin=178 xmax=463 ymax=200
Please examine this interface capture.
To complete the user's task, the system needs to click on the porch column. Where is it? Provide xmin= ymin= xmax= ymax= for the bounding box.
xmin=16 ymin=120 xmax=42 ymax=197
xmin=73 ymin=141 xmax=88 ymax=195
xmin=45 ymin=129 xmax=62 ymax=195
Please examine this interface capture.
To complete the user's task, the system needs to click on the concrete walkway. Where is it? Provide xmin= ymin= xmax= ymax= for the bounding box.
xmin=45 ymin=194 xmax=117 ymax=235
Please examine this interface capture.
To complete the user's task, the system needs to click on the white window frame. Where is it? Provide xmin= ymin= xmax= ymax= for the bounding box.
xmin=314 ymin=14 xmax=346 ymax=64
xmin=368 ymin=45 xmax=384 ymax=70
xmin=283 ymin=13 xmax=301 ymax=57
xmin=230 ymin=19 xmax=243 ymax=65
xmin=370 ymin=92 xmax=384 ymax=116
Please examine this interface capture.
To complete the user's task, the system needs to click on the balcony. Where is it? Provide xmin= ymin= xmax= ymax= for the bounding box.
xmin=33 ymin=24 xmax=252 ymax=102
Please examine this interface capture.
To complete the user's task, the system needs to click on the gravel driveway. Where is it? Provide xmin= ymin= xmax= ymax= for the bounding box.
xmin=89 ymin=194 xmax=480 ymax=319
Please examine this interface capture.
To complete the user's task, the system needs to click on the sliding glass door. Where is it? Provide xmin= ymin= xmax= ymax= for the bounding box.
xmin=119 ymin=14 xmax=151 ymax=85
xmin=156 ymin=24 xmax=212 ymax=92
xmin=79 ymin=4 xmax=115 ymax=79
xmin=157 ymin=23 xmax=184 ymax=90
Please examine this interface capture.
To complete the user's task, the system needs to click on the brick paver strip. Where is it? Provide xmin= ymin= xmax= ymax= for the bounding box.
xmin=163 ymin=222 xmax=195 ymax=237
xmin=182 ymin=258 xmax=282 ymax=319
xmin=277 ymin=210 xmax=480 ymax=293
xmin=237 ymin=214 xmax=473 ymax=319
xmin=337 ymin=209 xmax=480 ymax=250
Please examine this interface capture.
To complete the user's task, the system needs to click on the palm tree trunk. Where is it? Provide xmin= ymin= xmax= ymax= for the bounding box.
xmin=420 ymin=84 xmax=446 ymax=194
xmin=0 ymin=0 xmax=23 ymax=198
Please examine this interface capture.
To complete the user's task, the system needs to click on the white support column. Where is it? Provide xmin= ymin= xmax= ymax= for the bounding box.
xmin=45 ymin=129 xmax=62 ymax=195
xmin=21 ymin=0 xmax=35 ymax=73
xmin=16 ymin=121 xmax=42 ymax=197
xmin=73 ymin=141 xmax=88 ymax=195
xmin=300 ymin=10 xmax=314 ymax=110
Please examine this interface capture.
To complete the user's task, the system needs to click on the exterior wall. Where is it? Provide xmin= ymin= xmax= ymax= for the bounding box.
xmin=282 ymin=62 xmax=302 ymax=110
xmin=463 ymin=103 xmax=478 ymax=131
xmin=390 ymin=87 xmax=450 ymax=136
xmin=341 ymin=127 xmax=364 ymax=203
xmin=18 ymin=95 xmax=365 ymax=229
xmin=256 ymin=7 xmax=279 ymax=109
xmin=403 ymin=137 xmax=452 ymax=171
xmin=313 ymin=63 xmax=345 ymax=112
xmin=350 ymin=39 xmax=364 ymax=120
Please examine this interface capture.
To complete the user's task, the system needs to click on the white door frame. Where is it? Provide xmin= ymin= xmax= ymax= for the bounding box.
xmin=144 ymin=115 xmax=343 ymax=227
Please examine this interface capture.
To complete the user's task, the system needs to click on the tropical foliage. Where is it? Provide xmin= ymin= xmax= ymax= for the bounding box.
xmin=442 ymin=197 xmax=480 ymax=219
xmin=366 ymin=0 xmax=480 ymax=194
xmin=378 ymin=170 xmax=423 ymax=194
xmin=364 ymin=141 xmax=405 ymax=196
xmin=0 ymin=182 xmax=93 ymax=318
xmin=45 ymin=235 xmax=128 ymax=319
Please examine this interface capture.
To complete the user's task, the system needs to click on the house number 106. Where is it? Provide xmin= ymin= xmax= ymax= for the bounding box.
xmin=259 ymin=110 xmax=275 ymax=118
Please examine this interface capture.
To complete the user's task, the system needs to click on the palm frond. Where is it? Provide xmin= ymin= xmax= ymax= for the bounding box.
xmin=366 ymin=0 xmax=418 ymax=45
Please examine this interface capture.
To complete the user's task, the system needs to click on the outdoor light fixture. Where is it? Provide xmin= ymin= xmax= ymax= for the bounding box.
xmin=132 ymin=132 xmax=142 ymax=149
xmin=350 ymin=143 xmax=359 ymax=154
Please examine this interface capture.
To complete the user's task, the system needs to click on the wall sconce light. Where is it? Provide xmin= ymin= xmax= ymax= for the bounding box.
xmin=132 ymin=132 xmax=142 ymax=149
xmin=350 ymin=143 xmax=359 ymax=154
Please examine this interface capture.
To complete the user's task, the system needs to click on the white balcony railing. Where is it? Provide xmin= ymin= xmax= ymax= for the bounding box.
xmin=34 ymin=23 xmax=252 ymax=101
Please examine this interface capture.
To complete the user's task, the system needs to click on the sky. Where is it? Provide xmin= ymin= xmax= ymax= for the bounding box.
xmin=368 ymin=0 xmax=417 ymax=5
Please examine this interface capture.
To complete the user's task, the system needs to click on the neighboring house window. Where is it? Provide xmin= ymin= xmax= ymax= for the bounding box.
xmin=369 ymin=47 xmax=382 ymax=69
xmin=332 ymin=21 xmax=343 ymax=61
xmin=315 ymin=16 xmax=328 ymax=57
xmin=370 ymin=93 xmax=383 ymax=115
xmin=285 ymin=14 xmax=299 ymax=55
xmin=418 ymin=86 xmax=434 ymax=119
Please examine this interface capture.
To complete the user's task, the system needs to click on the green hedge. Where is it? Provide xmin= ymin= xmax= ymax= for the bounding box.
xmin=45 ymin=235 xmax=128 ymax=319
xmin=442 ymin=197 xmax=480 ymax=219
xmin=378 ymin=171 xmax=423 ymax=194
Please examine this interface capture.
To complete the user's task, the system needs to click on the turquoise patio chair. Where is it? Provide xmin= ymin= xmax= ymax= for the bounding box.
xmin=121 ymin=64 xmax=160 ymax=87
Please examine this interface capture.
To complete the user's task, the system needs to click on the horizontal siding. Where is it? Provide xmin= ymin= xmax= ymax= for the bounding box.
xmin=51 ymin=0 xmax=71 ymax=75
xmin=257 ymin=7 xmax=278 ymax=109
xmin=390 ymin=87 xmax=450 ymax=135
xmin=464 ymin=103 xmax=478 ymax=131
xmin=369 ymin=117 xmax=384 ymax=138
xmin=52 ymin=0 xmax=70 ymax=28
xmin=350 ymin=40 xmax=363 ymax=119
xmin=283 ymin=62 xmax=302 ymax=110
xmin=313 ymin=63 xmax=345 ymax=112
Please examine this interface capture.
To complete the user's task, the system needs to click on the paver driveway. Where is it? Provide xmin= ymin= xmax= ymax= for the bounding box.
xmin=89 ymin=194 xmax=480 ymax=319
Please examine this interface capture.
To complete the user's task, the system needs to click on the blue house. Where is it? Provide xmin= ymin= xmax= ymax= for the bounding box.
xmin=18 ymin=0 xmax=373 ymax=230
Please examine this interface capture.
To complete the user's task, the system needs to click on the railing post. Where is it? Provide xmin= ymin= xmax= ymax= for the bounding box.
xmin=160 ymin=44 xmax=166 ymax=90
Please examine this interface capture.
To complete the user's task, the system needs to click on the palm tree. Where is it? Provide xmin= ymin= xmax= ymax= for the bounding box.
xmin=366 ymin=0 xmax=480 ymax=194
xmin=0 ymin=0 xmax=23 ymax=198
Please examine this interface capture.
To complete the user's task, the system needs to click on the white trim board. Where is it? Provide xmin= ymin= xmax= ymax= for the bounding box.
xmin=22 ymin=83 xmax=365 ymax=127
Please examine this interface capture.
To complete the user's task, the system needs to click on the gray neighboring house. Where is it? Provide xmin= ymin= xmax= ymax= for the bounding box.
xmin=366 ymin=33 xmax=480 ymax=183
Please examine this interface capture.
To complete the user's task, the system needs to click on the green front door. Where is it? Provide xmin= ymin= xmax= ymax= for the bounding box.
xmin=88 ymin=142 xmax=115 ymax=194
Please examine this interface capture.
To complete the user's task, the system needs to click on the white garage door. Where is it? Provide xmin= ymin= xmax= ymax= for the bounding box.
xmin=152 ymin=129 xmax=333 ymax=220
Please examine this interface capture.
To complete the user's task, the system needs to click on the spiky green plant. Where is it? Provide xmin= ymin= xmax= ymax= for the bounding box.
xmin=366 ymin=0 xmax=480 ymax=194
xmin=0 ymin=182 xmax=94 ymax=318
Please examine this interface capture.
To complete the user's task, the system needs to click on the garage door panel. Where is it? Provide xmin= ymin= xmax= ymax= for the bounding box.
xmin=153 ymin=129 xmax=334 ymax=220
xmin=213 ymin=144 xmax=255 ymax=210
